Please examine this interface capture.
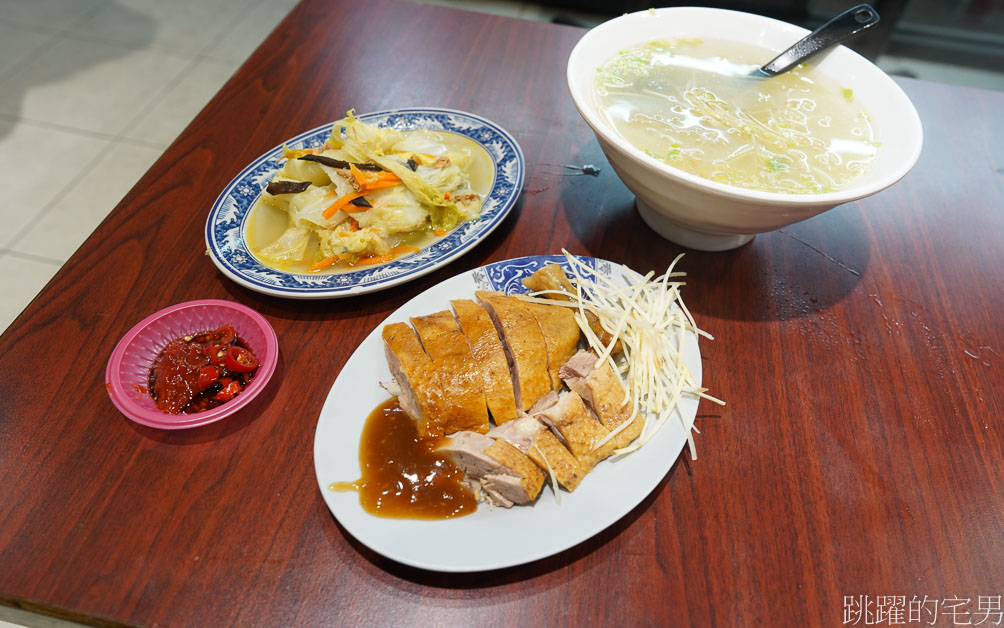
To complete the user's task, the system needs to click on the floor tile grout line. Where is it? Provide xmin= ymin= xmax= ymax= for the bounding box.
xmin=112 ymin=55 xmax=218 ymax=143
xmin=42 ymin=28 xmax=209 ymax=65
xmin=0 ymin=1 xmax=99 ymax=37
xmin=3 ymin=249 xmax=65 ymax=267
xmin=194 ymin=0 xmax=300 ymax=67
xmin=1 ymin=0 xmax=288 ymax=260
xmin=0 ymin=22 xmax=68 ymax=84
xmin=194 ymin=0 xmax=277 ymax=59
xmin=2 ymin=0 xmax=300 ymax=154
xmin=0 ymin=3 xmax=111 ymax=261
xmin=0 ymin=0 xmax=269 ymax=84
xmin=111 ymin=0 xmax=275 ymax=142
xmin=0 ymin=17 xmax=69 ymax=36
xmin=186 ymin=55 xmax=246 ymax=71
xmin=0 ymin=113 xmax=167 ymax=151
xmin=36 ymin=0 xmax=270 ymax=66
xmin=2 ymin=137 xmax=115 ymax=253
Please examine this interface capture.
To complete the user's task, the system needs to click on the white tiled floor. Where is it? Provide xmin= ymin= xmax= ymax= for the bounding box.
xmin=0 ymin=606 xmax=80 ymax=628
xmin=0 ymin=0 xmax=297 ymax=333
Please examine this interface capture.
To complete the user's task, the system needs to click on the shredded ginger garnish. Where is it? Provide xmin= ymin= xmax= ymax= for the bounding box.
xmin=531 ymin=442 xmax=560 ymax=505
xmin=521 ymin=250 xmax=724 ymax=460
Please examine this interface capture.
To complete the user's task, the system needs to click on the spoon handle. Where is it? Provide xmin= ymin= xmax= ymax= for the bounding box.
xmin=760 ymin=4 xmax=880 ymax=76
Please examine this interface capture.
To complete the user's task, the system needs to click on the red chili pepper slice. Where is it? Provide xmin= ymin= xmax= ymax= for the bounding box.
xmin=205 ymin=343 xmax=227 ymax=366
xmin=215 ymin=324 xmax=236 ymax=345
xmin=224 ymin=345 xmax=258 ymax=373
xmin=213 ymin=378 xmax=242 ymax=402
xmin=197 ymin=366 xmax=219 ymax=391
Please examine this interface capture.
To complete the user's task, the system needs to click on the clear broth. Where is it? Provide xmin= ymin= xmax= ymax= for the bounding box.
xmin=595 ymin=38 xmax=878 ymax=194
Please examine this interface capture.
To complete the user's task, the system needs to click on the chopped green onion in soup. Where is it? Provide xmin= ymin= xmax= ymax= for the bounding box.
xmin=594 ymin=38 xmax=878 ymax=194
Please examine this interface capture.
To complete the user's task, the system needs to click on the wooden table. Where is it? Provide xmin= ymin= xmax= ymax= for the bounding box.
xmin=1 ymin=1 xmax=1001 ymax=625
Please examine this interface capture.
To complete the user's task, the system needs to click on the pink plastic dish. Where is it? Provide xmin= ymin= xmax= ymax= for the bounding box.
xmin=105 ymin=299 xmax=278 ymax=430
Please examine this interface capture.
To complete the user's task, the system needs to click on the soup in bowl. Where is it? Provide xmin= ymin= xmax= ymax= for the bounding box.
xmin=567 ymin=7 xmax=923 ymax=251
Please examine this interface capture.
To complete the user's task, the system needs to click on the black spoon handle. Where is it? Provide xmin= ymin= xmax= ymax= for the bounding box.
xmin=760 ymin=4 xmax=880 ymax=76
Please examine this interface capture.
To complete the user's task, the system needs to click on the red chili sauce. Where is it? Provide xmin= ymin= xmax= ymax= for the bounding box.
xmin=330 ymin=398 xmax=477 ymax=519
xmin=149 ymin=324 xmax=259 ymax=414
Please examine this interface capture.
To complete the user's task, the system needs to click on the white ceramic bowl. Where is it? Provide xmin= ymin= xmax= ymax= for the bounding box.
xmin=567 ymin=7 xmax=923 ymax=251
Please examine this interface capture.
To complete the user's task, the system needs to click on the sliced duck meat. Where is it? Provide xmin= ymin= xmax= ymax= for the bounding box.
xmin=481 ymin=439 xmax=545 ymax=503
xmin=451 ymin=299 xmax=519 ymax=424
xmin=529 ymin=429 xmax=586 ymax=491
xmin=438 ymin=431 xmax=545 ymax=507
xmin=491 ymin=417 xmax=587 ymax=492
xmin=522 ymin=264 xmax=621 ymax=354
xmin=379 ymin=378 xmax=402 ymax=397
xmin=487 ymin=415 xmax=542 ymax=453
xmin=560 ymin=351 xmax=633 ymax=428
xmin=482 ymin=474 xmax=532 ymax=508
xmin=528 ymin=390 xmax=559 ymax=415
xmin=411 ymin=310 xmax=489 ymax=434
xmin=521 ymin=263 xmax=577 ymax=298
xmin=481 ymin=478 xmax=514 ymax=509
xmin=461 ymin=478 xmax=483 ymax=502
xmin=532 ymin=390 xmax=609 ymax=463
xmin=558 ymin=350 xmax=595 ymax=381
xmin=438 ymin=431 xmax=501 ymax=478
xmin=382 ymin=322 xmax=446 ymax=436
xmin=475 ymin=291 xmax=551 ymax=411
xmin=524 ymin=301 xmax=581 ymax=391
xmin=560 ymin=350 xmax=644 ymax=461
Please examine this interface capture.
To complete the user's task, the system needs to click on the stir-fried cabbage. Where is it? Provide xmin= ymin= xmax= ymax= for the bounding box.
xmin=318 ymin=225 xmax=390 ymax=258
xmin=257 ymin=226 xmax=311 ymax=265
xmin=252 ymin=111 xmax=484 ymax=271
xmin=355 ymin=186 xmax=427 ymax=233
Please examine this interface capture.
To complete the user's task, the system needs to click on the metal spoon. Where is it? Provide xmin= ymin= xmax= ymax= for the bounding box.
xmin=753 ymin=4 xmax=880 ymax=78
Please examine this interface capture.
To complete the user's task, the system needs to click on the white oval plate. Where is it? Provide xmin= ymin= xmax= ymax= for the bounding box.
xmin=313 ymin=255 xmax=702 ymax=572
xmin=205 ymin=108 xmax=524 ymax=299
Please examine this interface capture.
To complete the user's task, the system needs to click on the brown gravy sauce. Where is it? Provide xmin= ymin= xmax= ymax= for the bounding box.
xmin=330 ymin=398 xmax=477 ymax=519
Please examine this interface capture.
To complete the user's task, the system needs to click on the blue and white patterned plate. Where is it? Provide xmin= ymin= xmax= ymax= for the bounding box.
xmin=205 ymin=108 xmax=524 ymax=299
xmin=314 ymin=255 xmax=703 ymax=572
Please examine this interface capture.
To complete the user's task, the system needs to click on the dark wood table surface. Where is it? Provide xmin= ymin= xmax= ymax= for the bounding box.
xmin=1 ymin=1 xmax=1002 ymax=626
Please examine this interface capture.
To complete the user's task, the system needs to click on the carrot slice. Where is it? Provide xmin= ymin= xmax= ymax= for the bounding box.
xmin=355 ymin=254 xmax=394 ymax=266
xmin=362 ymin=180 xmax=400 ymax=191
xmin=309 ymin=256 xmax=339 ymax=272
xmin=322 ymin=191 xmax=365 ymax=218
xmin=344 ymin=167 xmax=399 ymax=192
xmin=349 ymin=163 xmax=399 ymax=187
xmin=349 ymin=163 xmax=373 ymax=187
xmin=390 ymin=245 xmax=421 ymax=255
xmin=283 ymin=147 xmax=316 ymax=160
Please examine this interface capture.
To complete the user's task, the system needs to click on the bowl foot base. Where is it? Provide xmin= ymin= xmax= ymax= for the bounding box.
xmin=635 ymin=199 xmax=755 ymax=251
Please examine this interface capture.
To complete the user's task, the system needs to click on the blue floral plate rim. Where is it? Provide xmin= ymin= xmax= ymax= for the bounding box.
xmin=204 ymin=107 xmax=524 ymax=299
